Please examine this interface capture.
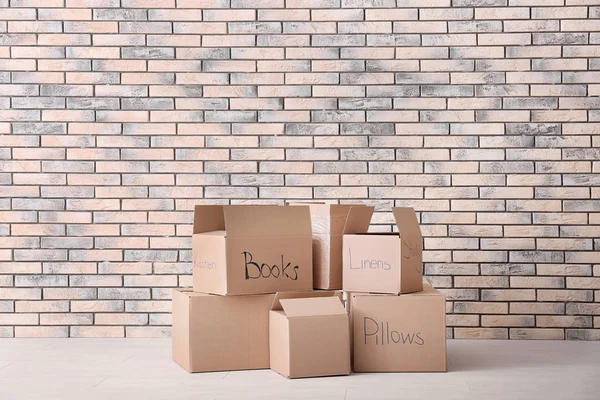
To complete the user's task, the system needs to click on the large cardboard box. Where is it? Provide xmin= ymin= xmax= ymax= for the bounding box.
xmin=172 ymin=289 xmax=275 ymax=373
xmin=343 ymin=207 xmax=423 ymax=294
xmin=288 ymin=203 xmax=374 ymax=290
xmin=192 ymin=205 xmax=313 ymax=295
xmin=269 ymin=291 xmax=351 ymax=379
xmin=348 ymin=284 xmax=447 ymax=372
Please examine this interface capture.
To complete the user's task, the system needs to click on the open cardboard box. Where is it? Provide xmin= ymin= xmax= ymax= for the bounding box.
xmin=269 ymin=291 xmax=351 ymax=379
xmin=192 ymin=205 xmax=313 ymax=295
xmin=348 ymin=284 xmax=447 ymax=373
xmin=287 ymin=202 xmax=373 ymax=290
xmin=172 ymin=289 xmax=275 ymax=373
xmin=343 ymin=207 xmax=423 ymax=294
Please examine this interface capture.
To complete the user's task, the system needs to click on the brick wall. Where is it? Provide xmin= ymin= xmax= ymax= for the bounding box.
xmin=0 ymin=0 xmax=599 ymax=339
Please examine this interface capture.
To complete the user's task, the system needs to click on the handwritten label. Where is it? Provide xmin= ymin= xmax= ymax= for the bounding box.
xmin=402 ymin=239 xmax=420 ymax=261
xmin=193 ymin=253 xmax=217 ymax=270
xmin=363 ymin=317 xmax=424 ymax=346
xmin=243 ymin=251 xmax=299 ymax=281
xmin=348 ymin=248 xmax=392 ymax=271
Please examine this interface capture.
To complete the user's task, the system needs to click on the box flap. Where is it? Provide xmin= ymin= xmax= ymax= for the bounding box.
xmin=271 ymin=291 xmax=341 ymax=311
xmin=300 ymin=203 xmax=333 ymax=234
xmin=223 ymin=205 xmax=311 ymax=238
xmin=392 ymin=207 xmax=422 ymax=238
xmin=279 ymin=296 xmax=346 ymax=317
xmin=342 ymin=206 xmax=374 ymax=234
xmin=193 ymin=205 xmax=225 ymax=234
xmin=329 ymin=205 xmax=353 ymax=234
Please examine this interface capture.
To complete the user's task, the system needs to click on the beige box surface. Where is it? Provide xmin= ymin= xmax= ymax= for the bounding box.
xmin=349 ymin=284 xmax=447 ymax=373
xmin=172 ymin=289 xmax=275 ymax=373
xmin=343 ymin=207 xmax=423 ymax=294
xmin=192 ymin=205 xmax=313 ymax=296
xmin=269 ymin=291 xmax=351 ymax=379
xmin=288 ymin=203 xmax=373 ymax=290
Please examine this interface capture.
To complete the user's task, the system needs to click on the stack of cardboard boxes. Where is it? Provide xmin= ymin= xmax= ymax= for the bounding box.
xmin=173 ymin=204 xmax=446 ymax=378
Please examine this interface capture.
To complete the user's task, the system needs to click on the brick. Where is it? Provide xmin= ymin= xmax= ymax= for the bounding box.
xmin=43 ymin=288 xmax=95 ymax=300
xmin=454 ymin=301 xmax=507 ymax=314
xmin=0 ymin=313 xmax=38 ymax=325
xmin=70 ymin=326 xmax=124 ymax=338
xmin=15 ymin=326 xmax=69 ymax=338
xmin=446 ymin=314 xmax=479 ymax=327
xmin=482 ymin=315 xmax=535 ymax=328
xmin=482 ymin=289 xmax=536 ymax=301
xmin=39 ymin=313 xmax=93 ymax=325
xmin=480 ymin=264 xmax=535 ymax=276
xmin=566 ymin=277 xmax=600 ymax=290
xmin=43 ymin=263 xmax=97 ymax=274
xmin=538 ymin=316 xmax=592 ymax=328
xmin=537 ymin=264 xmax=592 ymax=277
xmin=14 ymin=275 xmax=67 ymax=287
xmin=510 ymin=328 xmax=564 ymax=340
xmin=510 ymin=302 xmax=565 ymax=315
xmin=566 ymin=303 xmax=600 ymax=316
xmin=455 ymin=276 xmax=509 ymax=288
xmin=95 ymin=313 xmax=149 ymax=325
xmin=454 ymin=328 xmax=508 ymax=339
xmin=0 ymin=288 xmax=41 ymax=300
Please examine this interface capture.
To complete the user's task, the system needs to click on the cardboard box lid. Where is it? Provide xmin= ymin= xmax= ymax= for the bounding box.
xmin=271 ymin=291 xmax=341 ymax=311
xmin=279 ymin=297 xmax=346 ymax=318
xmin=392 ymin=207 xmax=422 ymax=239
xmin=342 ymin=206 xmax=375 ymax=234
xmin=193 ymin=205 xmax=311 ymax=238
xmin=193 ymin=205 xmax=225 ymax=234
xmin=341 ymin=207 xmax=421 ymax=238
xmin=288 ymin=202 xmax=366 ymax=235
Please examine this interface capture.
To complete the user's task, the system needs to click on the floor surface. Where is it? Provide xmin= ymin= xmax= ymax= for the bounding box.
xmin=0 ymin=339 xmax=598 ymax=400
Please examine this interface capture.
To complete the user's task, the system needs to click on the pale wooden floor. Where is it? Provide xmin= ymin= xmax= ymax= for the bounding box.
xmin=0 ymin=339 xmax=598 ymax=400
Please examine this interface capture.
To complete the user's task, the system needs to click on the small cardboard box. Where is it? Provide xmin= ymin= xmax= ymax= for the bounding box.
xmin=192 ymin=205 xmax=313 ymax=296
xmin=343 ymin=207 xmax=423 ymax=294
xmin=269 ymin=291 xmax=351 ymax=379
xmin=288 ymin=203 xmax=373 ymax=290
xmin=172 ymin=289 xmax=275 ymax=373
xmin=348 ymin=284 xmax=447 ymax=373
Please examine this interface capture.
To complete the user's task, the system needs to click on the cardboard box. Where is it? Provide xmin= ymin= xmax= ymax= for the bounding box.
xmin=172 ymin=289 xmax=275 ymax=373
xmin=192 ymin=205 xmax=313 ymax=295
xmin=343 ymin=207 xmax=423 ymax=294
xmin=288 ymin=203 xmax=373 ymax=290
xmin=348 ymin=284 xmax=447 ymax=372
xmin=269 ymin=291 xmax=351 ymax=379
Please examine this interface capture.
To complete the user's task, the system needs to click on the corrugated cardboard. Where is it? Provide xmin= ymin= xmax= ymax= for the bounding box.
xmin=343 ymin=207 xmax=423 ymax=294
xmin=192 ymin=205 xmax=313 ymax=295
xmin=348 ymin=284 xmax=447 ymax=373
xmin=288 ymin=203 xmax=372 ymax=290
xmin=172 ymin=289 xmax=275 ymax=373
xmin=269 ymin=291 xmax=351 ymax=379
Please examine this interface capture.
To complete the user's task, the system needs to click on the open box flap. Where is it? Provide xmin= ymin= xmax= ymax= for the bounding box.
xmin=193 ymin=205 xmax=225 ymax=234
xmin=342 ymin=206 xmax=374 ymax=234
xmin=271 ymin=291 xmax=341 ymax=311
xmin=279 ymin=296 xmax=346 ymax=318
xmin=329 ymin=205 xmax=354 ymax=234
xmin=222 ymin=205 xmax=312 ymax=238
xmin=289 ymin=202 xmax=332 ymax=234
xmin=392 ymin=207 xmax=422 ymax=239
